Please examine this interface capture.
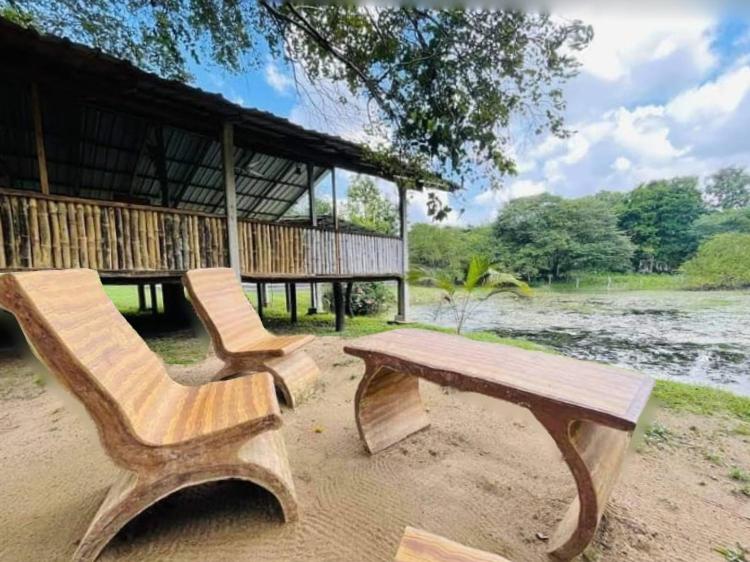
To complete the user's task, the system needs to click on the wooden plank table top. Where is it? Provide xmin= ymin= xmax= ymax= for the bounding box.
xmin=394 ymin=527 xmax=512 ymax=562
xmin=344 ymin=328 xmax=653 ymax=431
xmin=345 ymin=328 xmax=654 ymax=561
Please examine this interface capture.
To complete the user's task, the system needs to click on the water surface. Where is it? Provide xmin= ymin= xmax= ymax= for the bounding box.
xmin=411 ymin=290 xmax=750 ymax=396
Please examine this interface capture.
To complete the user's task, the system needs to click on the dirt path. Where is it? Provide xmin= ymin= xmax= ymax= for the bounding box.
xmin=0 ymin=337 xmax=748 ymax=561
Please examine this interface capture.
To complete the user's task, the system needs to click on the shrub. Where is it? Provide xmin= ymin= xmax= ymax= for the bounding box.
xmin=681 ymin=233 xmax=750 ymax=289
xmin=323 ymin=282 xmax=393 ymax=316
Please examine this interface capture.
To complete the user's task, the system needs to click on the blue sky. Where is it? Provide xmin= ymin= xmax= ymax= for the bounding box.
xmin=191 ymin=8 xmax=750 ymax=226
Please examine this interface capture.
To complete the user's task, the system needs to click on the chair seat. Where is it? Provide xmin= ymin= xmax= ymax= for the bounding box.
xmin=229 ymin=334 xmax=315 ymax=358
xmin=137 ymin=371 xmax=282 ymax=447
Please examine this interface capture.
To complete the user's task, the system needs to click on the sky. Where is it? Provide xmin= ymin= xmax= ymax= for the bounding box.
xmin=192 ymin=7 xmax=750 ymax=227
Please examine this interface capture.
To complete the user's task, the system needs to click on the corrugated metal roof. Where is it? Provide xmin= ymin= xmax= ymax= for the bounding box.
xmin=0 ymin=83 xmax=325 ymax=219
xmin=0 ymin=19 xmax=457 ymax=194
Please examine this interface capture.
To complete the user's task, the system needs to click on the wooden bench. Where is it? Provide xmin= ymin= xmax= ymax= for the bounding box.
xmin=395 ymin=527 xmax=512 ymax=562
xmin=0 ymin=269 xmax=298 ymax=562
xmin=345 ymin=329 xmax=654 ymax=561
xmin=184 ymin=268 xmax=320 ymax=408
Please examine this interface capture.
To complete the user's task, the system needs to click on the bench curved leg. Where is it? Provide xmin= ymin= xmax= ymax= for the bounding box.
xmin=354 ymin=363 xmax=430 ymax=454
xmin=533 ymin=413 xmax=631 ymax=561
xmin=213 ymin=352 xmax=319 ymax=409
xmin=73 ymin=431 xmax=298 ymax=562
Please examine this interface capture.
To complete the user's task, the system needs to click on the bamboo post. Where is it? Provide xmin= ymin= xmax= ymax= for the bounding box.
xmin=222 ymin=122 xmax=241 ymax=277
xmin=30 ymin=83 xmax=50 ymax=195
xmin=94 ymin=205 xmax=103 ymax=268
xmin=39 ymin=198 xmax=51 ymax=267
xmin=395 ymin=182 xmax=409 ymax=322
xmin=1 ymin=196 xmax=16 ymax=268
xmin=49 ymin=201 xmax=62 ymax=267
xmin=85 ymin=205 xmax=97 ymax=269
xmin=29 ymin=198 xmax=41 ymax=266
xmin=67 ymin=204 xmax=79 ymax=268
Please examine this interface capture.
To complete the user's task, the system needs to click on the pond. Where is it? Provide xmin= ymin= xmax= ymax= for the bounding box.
xmin=411 ymin=290 xmax=750 ymax=397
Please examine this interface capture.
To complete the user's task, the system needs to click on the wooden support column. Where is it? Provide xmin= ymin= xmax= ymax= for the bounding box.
xmin=223 ymin=122 xmax=241 ymax=277
xmin=137 ymin=284 xmax=147 ymax=312
xmin=307 ymin=163 xmax=319 ymax=314
xmin=333 ymin=281 xmax=345 ymax=332
xmin=30 ymin=83 xmax=49 ymax=195
xmin=162 ymin=283 xmax=190 ymax=324
xmin=152 ymin=126 xmax=170 ymax=208
xmin=150 ymin=284 xmax=158 ymax=316
xmin=396 ymin=182 xmax=409 ymax=322
xmin=256 ymin=283 xmax=265 ymax=320
xmin=289 ymin=283 xmax=298 ymax=324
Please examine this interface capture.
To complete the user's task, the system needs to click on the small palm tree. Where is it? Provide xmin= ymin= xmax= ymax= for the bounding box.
xmin=411 ymin=256 xmax=532 ymax=334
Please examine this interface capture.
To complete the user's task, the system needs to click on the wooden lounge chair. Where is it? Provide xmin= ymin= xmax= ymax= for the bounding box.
xmin=395 ymin=527 xmax=512 ymax=562
xmin=0 ymin=269 xmax=298 ymax=562
xmin=183 ymin=268 xmax=320 ymax=408
xmin=346 ymin=329 xmax=654 ymax=561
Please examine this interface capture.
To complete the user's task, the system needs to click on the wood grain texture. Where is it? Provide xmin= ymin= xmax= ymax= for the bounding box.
xmin=394 ymin=527 xmax=511 ymax=562
xmin=0 ymin=269 xmax=298 ymax=562
xmin=184 ymin=267 xmax=320 ymax=408
xmin=345 ymin=329 xmax=654 ymax=561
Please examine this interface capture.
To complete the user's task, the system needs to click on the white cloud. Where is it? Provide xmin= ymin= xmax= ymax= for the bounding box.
xmin=612 ymin=156 xmax=632 ymax=171
xmin=471 ymin=180 xmax=548 ymax=221
xmin=264 ymin=62 xmax=294 ymax=96
xmin=570 ymin=10 xmax=716 ymax=82
xmin=610 ymin=105 xmax=689 ymax=160
xmin=666 ymin=66 xmax=750 ymax=123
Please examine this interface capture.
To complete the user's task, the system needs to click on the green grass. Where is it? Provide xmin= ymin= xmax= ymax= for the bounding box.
xmin=716 ymin=544 xmax=749 ymax=562
xmin=102 ymin=282 xmax=750 ymax=422
xmin=652 ymin=380 xmax=750 ymax=422
xmin=729 ymin=467 xmax=750 ymax=483
xmin=540 ymin=273 xmax=688 ymax=292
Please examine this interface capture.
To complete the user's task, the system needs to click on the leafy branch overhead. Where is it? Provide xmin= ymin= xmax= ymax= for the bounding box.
xmin=3 ymin=2 xmax=592 ymax=199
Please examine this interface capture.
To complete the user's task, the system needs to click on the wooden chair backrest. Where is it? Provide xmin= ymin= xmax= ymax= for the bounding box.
xmin=184 ymin=268 xmax=268 ymax=355
xmin=0 ymin=269 xmax=178 ymax=454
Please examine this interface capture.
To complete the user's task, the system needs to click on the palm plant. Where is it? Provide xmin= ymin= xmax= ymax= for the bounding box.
xmin=411 ymin=255 xmax=532 ymax=334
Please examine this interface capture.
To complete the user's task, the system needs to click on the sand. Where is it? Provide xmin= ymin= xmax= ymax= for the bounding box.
xmin=0 ymin=337 xmax=748 ymax=562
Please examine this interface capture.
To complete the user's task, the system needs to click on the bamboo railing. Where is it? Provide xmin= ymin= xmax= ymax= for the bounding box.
xmin=0 ymin=190 xmax=403 ymax=278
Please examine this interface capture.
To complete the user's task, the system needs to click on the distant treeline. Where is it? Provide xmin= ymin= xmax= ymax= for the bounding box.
xmin=410 ymin=166 xmax=750 ymax=288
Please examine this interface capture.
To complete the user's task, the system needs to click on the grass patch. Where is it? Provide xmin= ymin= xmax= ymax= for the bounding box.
xmin=542 ymin=273 xmax=688 ymax=292
xmin=653 ymin=380 xmax=750 ymax=422
xmin=147 ymin=332 xmax=208 ymax=365
xmin=716 ymin=544 xmax=748 ymax=562
xmin=729 ymin=467 xmax=750 ymax=483
xmin=644 ymin=422 xmax=673 ymax=447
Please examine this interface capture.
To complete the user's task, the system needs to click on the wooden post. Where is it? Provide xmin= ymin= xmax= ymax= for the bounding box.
xmin=150 ymin=284 xmax=158 ymax=315
xmin=256 ymin=282 xmax=265 ymax=320
xmin=331 ymin=168 xmax=338 ymax=230
xmin=396 ymin=182 xmax=409 ymax=322
xmin=153 ymin=126 xmax=170 ymax=207
xmin=308 ymin=282 xmax=319 ymax=315
xmin=137 ymin=284 xmax=147 ymax=312
xmin=162 ymin=283 xmax=190 ymax=324
xmin=333 ymin=281 xmax=345 ymax=332
xmin=307 ymin=163 xmax=317 ymax=227
xmin=223 ymin=122 xmax=241 ymax=277
xmin=289 ymin=283 xmax=298 ymax=324
xmin=30 ymin=83 xmax=49 ymax=195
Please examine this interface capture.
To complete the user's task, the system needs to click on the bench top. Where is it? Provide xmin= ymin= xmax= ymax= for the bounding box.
xmin=395 ymin=527 xmax=511 ymax=562
xmin=344 ymin=329 xmax=653 ymax=430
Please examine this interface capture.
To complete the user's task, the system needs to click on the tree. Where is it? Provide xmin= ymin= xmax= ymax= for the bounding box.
xmin=413 ymin=255 xmax=531 ymax=334
xmin=681 ymin=233 xmax=750 ymax=289
xmin=493 ymin=193 xmax=633 ymax=281
xmin=344 ymin=176 xmax=397 ymax=236
xmin=618 ymin=177 xmax=705 ymax=272
xmin=409 ymin=223 xmax=494 ymax=276
xmin=4 ymin=4 xmax=592 ymax=199
xmin=693 ymin=207 xmax=750 ymax=241
xmin=705 ymin=167 xmax=750 ymax=210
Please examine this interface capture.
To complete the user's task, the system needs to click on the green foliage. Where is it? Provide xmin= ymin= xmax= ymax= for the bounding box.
xmin=618 ymin=177 xmax=705 ymax=272
xmin=493 ymin=193 xmax=634 ymax=281
xmin=345 ymin=176 xmax=397 ymax=236
xmin=705 ymin=167 xmax=750 ymax=210
xmin=693 ymin=207 xmax=750 ymax=241
xmin=681 ymin=233 xmax=750 ymax=289
xmin=652 ymin=380 xmax=750 ymax=421
xmin=715 ymin=544 xmax=748 ymax=562
xmin=323 ymin=282 xmax=393 ymax=316
xmin=409 ymin=223 xmax=494 ymax=277
xmin=729 ymin=467 xmax=750 ymax=482
xmin=415 ymin=255 xmax=531 ymax=334
xmin=5 ymin=4 xmax=592 ymax=192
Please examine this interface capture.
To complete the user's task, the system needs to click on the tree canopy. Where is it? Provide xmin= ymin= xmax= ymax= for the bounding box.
xmin=492 ymin=193 xmax=634 ymax=280
xmin=3 ymin=3 xmax=592 ymax=205
xmin=682 ymin=233 xmax=750 ymax=289
xmin=344 ymin=176 xmax=398 ymax=236
xmin=409 ymin=223 xmax=494 ymax=276
xmin=618 ymin=177 xmax=705 ymax=272
xmin=704 ymin=166 xmax=750 ymax=210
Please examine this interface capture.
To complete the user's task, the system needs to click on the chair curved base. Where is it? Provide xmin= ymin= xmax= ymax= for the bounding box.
xmin=354 ymin=363 xmax=632 ymax=561
xmin=73 ymin=430 xmax=298 ymax=562
xmin=216 ymin=351 xmax=320 ymax=409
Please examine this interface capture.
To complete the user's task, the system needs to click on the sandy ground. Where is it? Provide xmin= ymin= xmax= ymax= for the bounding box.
xmin=0 ymin=337 xmax=749 ymax=562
